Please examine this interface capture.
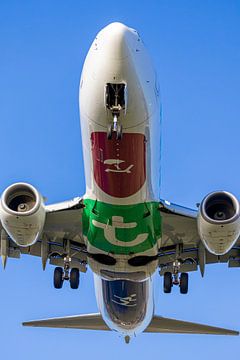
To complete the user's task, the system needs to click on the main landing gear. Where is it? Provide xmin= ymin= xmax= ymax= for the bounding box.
xmin=163 ymin=258 xmax=189 ymax=294
xmin=163 ymin=271 xmax=189 ymax=294
xmin=53 ymin=258 xmax=80 ymax=289
xmin=163 ymin=244 xmax=189 ymax=294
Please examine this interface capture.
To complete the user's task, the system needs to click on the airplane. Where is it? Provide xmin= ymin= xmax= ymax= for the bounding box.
xmin=0 ymin=22 xmax=239 ymax=343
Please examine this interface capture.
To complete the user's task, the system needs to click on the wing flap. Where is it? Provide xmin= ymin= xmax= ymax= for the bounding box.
xmin=145 ymin=316 xmax=239 ymax=335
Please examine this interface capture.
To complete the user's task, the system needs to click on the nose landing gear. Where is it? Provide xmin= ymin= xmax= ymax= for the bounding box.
xmin=107 ymin=121 xmax=122 ymax=140
xmin=105 ymin=83 xmax=126 ymax=140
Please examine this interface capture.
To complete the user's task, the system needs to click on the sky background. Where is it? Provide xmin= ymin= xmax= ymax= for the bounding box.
xmin=0 ymin=0 xmax=240 ymax=358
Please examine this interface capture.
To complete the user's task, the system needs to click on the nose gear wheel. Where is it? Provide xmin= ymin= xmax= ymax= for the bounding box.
xmin=116 ymin=124 xmax=123 ymax=140
xmin=107 ymin=123 xmax=123 ymax=140
xmin=107 ymin=124 xmax=113 ymax=140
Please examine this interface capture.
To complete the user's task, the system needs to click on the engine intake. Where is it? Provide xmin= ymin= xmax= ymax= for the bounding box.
xmin=0 ymin=183 xmax=46 ymax=247
xmin=198 ymin=191 xmax=240 ymax=255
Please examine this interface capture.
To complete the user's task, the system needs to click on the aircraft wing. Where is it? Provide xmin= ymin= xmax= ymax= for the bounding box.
xmin=159 ymin=199 xmax=240 ymax=276
xmin=2 ymin=197 xmax=87 ymax=272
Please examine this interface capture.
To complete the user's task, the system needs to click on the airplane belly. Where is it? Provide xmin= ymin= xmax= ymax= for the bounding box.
xmin=91 ymin=131 xmax=146 ymax=199
xmin=94 ymin=274 xmax=154 ymax=336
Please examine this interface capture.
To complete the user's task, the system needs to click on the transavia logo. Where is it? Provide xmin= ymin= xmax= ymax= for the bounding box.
xmin=92 ymin=216 xmax=148 ymax=247
xmin=91 ymin=132 xmax=146 ymax=198
xmin=104 ymin=159 xmax=134 ymax=174
xmin=83 ymin=199 xmax=160 ymax=254
xmin=112 ymin=294 xmax=137 ymax=307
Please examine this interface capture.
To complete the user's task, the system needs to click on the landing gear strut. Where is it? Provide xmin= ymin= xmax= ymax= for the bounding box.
xmin=105 ymin=83 xmax=125 ymax=140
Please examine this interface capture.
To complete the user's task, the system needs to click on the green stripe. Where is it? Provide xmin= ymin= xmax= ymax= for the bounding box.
xmin=83 ymin=199 xmax=161 ymax=255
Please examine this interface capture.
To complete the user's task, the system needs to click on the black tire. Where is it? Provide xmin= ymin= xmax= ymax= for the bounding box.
xmin=116 ymin=124 xmax=123 ymax=140
xmin=107 ymin=124 xmax=113 ymax=140
xmin=70 ymin=268 xmax=80 ymax=289
xmin=163 ymin=272 xmax=172 ymax=293
xmin=54 ymin=267 xmax=64 ymax=289
xmin=180 ymin=272 xmax=188 ymax=294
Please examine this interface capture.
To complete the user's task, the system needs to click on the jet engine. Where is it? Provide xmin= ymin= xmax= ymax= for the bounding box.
xmin=197 ymin=191 xmax=240 ymax=255
xmin=0 ymin=183 xmax=46 ymax=247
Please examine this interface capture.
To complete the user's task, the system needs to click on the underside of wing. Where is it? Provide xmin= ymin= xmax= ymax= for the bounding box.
xmin=159 ymin=199 xmax=199 ymax=248
xmin=2 ymin=196 xmax=88 ymax=272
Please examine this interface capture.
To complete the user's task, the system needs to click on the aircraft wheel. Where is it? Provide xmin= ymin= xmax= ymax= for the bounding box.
xmin=54 ymin=267 xmax=64 ymax=289
xmin=180 ymin=272 xmax=188 ymax=294
xmin=163 ymin=272 xmax=172 ymax=293
xmin=116 ymin=124 xmax=123 ymax=140
xmin=70 ymin=268 xmax=80 ymax=289
xmin=107 ymin=124 xmax=113 ymax=140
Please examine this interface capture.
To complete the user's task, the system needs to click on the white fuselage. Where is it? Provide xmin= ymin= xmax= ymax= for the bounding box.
xmin=80 ymin=22 xmax=161 ymax=205
xmin=79 ymin=22 xmax=161 ymax=336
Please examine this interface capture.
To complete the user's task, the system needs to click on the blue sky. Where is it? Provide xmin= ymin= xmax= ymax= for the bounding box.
xmin=0 ymin=0 xmax=240 ymax=358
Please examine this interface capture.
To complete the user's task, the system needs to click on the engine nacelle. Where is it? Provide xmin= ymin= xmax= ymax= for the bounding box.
xmin=197 ymin=191 xmax=240 ymax=255
xmin=0 ymin=183 xmax=46 ymax=247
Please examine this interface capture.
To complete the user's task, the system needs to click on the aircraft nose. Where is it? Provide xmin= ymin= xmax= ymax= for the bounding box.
xmin=97 ymin=22 xmax=137 ymax=60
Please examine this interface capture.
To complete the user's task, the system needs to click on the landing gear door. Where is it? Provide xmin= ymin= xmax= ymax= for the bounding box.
xmin=104 ymin=84 xmax=108 ymax=112
xmin=124 ymin=84 xmax=127 ymax=115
